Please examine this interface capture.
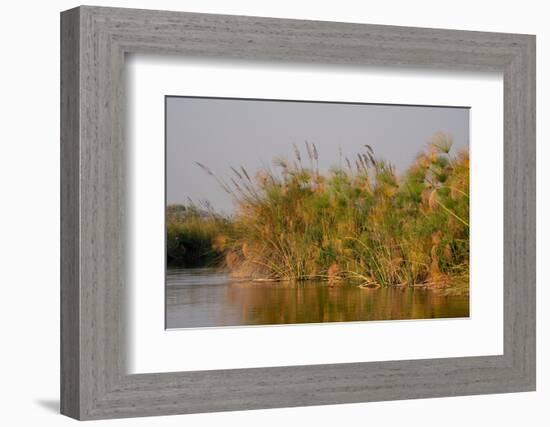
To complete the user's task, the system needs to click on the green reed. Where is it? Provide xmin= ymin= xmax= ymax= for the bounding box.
xmin=169 ymin=133 xmax=469 ymax=289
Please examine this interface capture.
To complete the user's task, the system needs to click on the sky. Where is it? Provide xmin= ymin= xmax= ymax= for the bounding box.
xmin=166 ymin=96 xmax=469 ymax=214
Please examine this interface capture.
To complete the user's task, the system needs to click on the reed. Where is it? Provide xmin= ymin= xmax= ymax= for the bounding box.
xmin=170 ymin=133 xmax=469 ymax=289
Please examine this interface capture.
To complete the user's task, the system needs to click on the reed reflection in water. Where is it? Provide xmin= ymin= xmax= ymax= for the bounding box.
xmin=166 ymin=268 xmax=469 ymax=329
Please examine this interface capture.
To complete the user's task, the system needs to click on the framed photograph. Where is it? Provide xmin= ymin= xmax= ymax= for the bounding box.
xmin=61 ymin=6 xmax=535 ymax=420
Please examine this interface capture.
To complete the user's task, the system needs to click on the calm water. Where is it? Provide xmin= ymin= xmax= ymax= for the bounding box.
xmin=166 ymin=268 xmax=469 ymax=329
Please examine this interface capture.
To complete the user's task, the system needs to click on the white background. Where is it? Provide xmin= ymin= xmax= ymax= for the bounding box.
xmin=128 ymin=57 xmax=503 ymax=373
xmin=0 ymin=0 xmax=546 ymax=426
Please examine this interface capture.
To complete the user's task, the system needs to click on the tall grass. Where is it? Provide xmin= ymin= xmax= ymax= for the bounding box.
xmin=170 ymin=133 xmax=469 ymax=288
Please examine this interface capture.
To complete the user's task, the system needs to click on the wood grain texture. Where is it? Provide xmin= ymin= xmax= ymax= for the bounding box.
xmin=60 ymin=7 xmax=80 ymax=419
xmin=60 ymin=5 xmax=536 ymax=420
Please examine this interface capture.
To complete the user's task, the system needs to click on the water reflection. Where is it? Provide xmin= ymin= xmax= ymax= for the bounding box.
xmin=166 ymin=268 xmax=469 ymax=329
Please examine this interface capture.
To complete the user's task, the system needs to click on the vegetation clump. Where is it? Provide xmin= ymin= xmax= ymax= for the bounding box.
xmin=166 ymin=204 xmax=229 ymax=267
xmin=167 ymin=133 xmax=469 ymax=290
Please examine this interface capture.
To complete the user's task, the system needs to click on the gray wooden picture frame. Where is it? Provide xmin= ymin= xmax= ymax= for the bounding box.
xmin=60 ymin=5 xmax=536 ymax=420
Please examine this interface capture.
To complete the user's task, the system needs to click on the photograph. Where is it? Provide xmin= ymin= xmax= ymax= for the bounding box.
xmin=165 ymin=96 xmax=470 ymax=328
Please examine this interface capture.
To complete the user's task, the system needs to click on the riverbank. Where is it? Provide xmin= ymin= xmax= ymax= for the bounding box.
xmin=167 ymin=137 xmax=469 ymax=292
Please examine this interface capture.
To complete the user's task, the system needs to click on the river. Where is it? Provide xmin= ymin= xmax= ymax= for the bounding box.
xmin=166 ymin=267 xmax=469 ymax=329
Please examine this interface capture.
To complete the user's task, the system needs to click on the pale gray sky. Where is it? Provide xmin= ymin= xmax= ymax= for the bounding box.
xmin=166 ymin=96 xmax=469 ymax=214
